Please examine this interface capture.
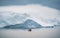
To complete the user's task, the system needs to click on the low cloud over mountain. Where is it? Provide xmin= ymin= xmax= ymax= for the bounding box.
xmin=0 ymin=4 xmax=60 ymax=27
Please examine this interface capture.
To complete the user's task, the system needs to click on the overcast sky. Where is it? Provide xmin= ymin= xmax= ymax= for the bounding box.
xmin=0 ymin=0 xmax=60 ymax=10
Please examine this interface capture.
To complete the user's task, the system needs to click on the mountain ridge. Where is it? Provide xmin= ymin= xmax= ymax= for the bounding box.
xmin=4 ymin=19 xmax=42 ymax=29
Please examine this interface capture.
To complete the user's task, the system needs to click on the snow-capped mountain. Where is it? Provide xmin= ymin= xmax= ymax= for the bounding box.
xmin=0 ymin=12 xmax=29 ymax=27
xmin=0 ymin=11 xmax=60 ymax=28
xmin=4 ymin=19 xmax=42 ymax=29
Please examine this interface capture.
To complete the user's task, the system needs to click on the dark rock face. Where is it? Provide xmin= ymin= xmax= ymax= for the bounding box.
xmin=4 ymin=19 xmax=42 ymax=29
xmin=28 ymin=28 xmax=32 ymax=32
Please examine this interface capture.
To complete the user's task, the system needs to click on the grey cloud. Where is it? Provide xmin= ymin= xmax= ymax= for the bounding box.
xmin=0 ymin=0 xmax=60 ymax=10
